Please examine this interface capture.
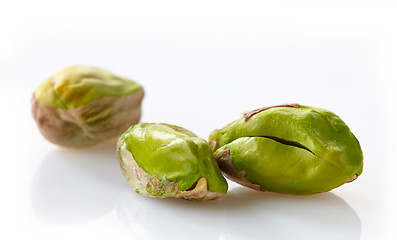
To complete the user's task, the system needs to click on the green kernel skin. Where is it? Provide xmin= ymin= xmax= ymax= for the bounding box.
xmin=119 ymin=123 xmax=228 ymax=194
xmin=35 ymin=65 xmax=141 ymax=109
xmin=209 ymin=104 xmax=363 ymax=195
xmin=32 ymin=65 xmax=144 ymax=148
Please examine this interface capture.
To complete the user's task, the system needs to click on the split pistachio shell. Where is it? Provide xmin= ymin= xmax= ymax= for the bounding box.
xmin=117 ymin=123 xmax=228 ymax=201
xmin=209 ymin=104 xmax=363 ymax=195
xmin=32 ymin=65 xmax=144 ymax=148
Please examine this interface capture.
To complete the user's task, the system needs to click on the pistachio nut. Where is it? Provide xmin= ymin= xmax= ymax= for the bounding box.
xmin=117 ymin=123 xmax=228 ymax=201
xmin=209 ymin=104 xmax=363 ymax=195
xmin=32 ymin=65 xmax=144 ymax=148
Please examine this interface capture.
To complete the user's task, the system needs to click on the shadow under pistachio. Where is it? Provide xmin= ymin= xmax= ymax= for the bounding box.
xmin=117 ymin=185 xmax=361 ymax=240
xmin=30 ymin=138 xmax=128 ymax=224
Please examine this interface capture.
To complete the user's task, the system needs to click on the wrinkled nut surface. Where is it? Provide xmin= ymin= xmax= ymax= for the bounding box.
xmin=209 ymin=104 xmax=363 ymax=195
xmin=32 ymin=65 xmax=144 ymax=148
xmin=117 ymin=123 xmax=228 ymax=201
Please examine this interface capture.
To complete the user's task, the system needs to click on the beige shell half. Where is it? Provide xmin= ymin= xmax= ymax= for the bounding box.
xmin=117 ymin=141 xmax=225 ymax=201
xmin=32 ymin=88 xmax=144 ymax=148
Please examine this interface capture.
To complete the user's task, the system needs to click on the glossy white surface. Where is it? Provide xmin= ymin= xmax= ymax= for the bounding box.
xmin=1 ymin=1 xmax=396 ymax=239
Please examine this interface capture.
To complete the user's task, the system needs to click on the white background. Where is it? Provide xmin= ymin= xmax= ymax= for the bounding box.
xmin=1 ymin=1 xmax=396 ymax=239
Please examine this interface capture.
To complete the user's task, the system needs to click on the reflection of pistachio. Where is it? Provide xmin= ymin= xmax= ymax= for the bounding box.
xmin=117 ymin=123 xmax=228 ymax=201
xmin=209 ymin=104 xmax=363 ymax=195
xmin=32 ymin=66 xmax=144 ymax=148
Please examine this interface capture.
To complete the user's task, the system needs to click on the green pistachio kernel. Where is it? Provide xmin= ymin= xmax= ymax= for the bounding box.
xmin=117 ymin=123 xmax=228 ymax=201
xmin=209 ymin=104 xmax=363 ymax=195
xmin=34 ymin=65 xmax=141 ymax=109
xmin=32 ymin=65 xmax=144 ymax=148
